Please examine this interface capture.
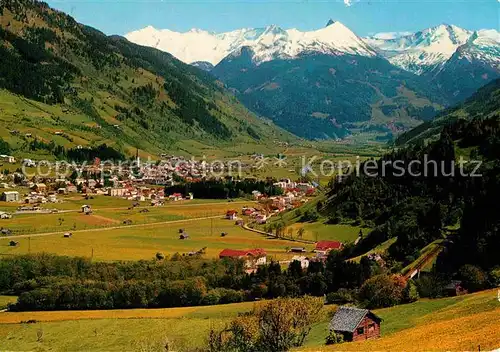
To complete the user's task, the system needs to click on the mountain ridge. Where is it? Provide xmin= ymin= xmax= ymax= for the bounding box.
xmin=0 ymin=0 xmax=296 ymax=158
xmin=125 ymin=21 xmax=378 ymax=67
xmin=125 ymin=22 xmax=499 ymax=76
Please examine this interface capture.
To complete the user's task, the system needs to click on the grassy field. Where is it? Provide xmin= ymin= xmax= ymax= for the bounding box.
xmin=0 ymin=194 xmax=365 ymax=261
xmin=0 ymin=301 xmax=257 ymax=351
xmin=286 ymin=222 xmax=362 ymax=243
xmin=0 ymin=216 xmax=309 ymax=261
xmin=0 ymin=296 xmax=17 ymax=310
xmin=0 ymin=290 xmax=497 ymax=351
xmin=0 ymin=197 xmax=253 ymax=235
xmin=263 ymin=197 xmax=364 ymax=244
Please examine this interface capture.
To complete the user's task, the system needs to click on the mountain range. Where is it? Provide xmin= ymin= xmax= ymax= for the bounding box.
xmin=125 ymin=21 xmax=499 ymax=75
xmin=126 ymin=21 xmax=500 ymax=140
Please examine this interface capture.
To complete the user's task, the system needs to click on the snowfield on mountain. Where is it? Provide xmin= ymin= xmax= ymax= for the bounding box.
xmin=125 ymin=20 xmax=376 ymax=66
xmin=126 ymin=21 xmax=499 ymax=76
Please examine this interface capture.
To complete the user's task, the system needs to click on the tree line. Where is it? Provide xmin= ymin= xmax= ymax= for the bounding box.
xmin=165 ymin=179 xmax=284 ymax=199
xmin=1 ymin=250 xmax=413 ymax=312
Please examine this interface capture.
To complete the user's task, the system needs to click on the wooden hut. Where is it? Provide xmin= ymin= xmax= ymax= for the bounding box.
xmin=329 ymin=306 xmax=381 ymax=342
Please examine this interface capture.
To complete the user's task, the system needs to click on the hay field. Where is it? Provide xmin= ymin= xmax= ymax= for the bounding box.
xmin=302 ymin=289 xmax=500 ymax=351
xmin=0 ymin=290 xmax=496 ymax=351
xmin=0 ymin=301 xmax=256 ymax=351
xmin=0 ymin=197 xmax=253 ymax=235
xmin=0 ymin=216 xmax=308 ymax=261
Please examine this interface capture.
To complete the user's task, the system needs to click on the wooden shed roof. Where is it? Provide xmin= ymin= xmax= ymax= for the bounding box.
xmin=329 ymin=306 xmax=381 ymax=333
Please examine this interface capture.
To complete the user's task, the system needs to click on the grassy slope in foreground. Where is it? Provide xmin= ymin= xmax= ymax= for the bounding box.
xmin=302 ymin=288 xmax=499 ymax=351
xmin=0 ymin=289 xmax=497 ymax=351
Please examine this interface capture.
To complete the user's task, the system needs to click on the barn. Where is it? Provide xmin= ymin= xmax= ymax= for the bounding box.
xmin=329 ymin=306 xmax=382 ymax=342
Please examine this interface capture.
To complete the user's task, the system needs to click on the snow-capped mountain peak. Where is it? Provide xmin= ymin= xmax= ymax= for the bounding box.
xmin=125 ymin=22 xmax=499 ymax=74
xmin=365 ymin=24 xmax=477 ymax=74
xmin=125 ymin=21 xmax=377 ymax=66
xmin=326 ymin=19 xmax=336 ymax=27
xmin=452 ymin=29 xmax=500 ymax=69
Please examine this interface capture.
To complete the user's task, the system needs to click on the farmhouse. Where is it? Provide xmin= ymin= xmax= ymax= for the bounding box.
xmin=32 ymin=183 xmax=47 ymax=193
xmin=0 ymin=211 xmax=12 ymax=219
xmin=219 ymin=248 xmax=267 ymax=268
xmin=314 ymin=240 xmax=343 ymax=255
xmin=226 ymin=210 xmax=238 ymax=220
xmin=108 ymin=188 xmax=127 ymax=197
xmin=329 ymin=306 xmax=382 ymax=342
xmin=1 ymin=191 xmax=19 ymax=202
xmin=291 ymin=255 xmax=309 ymax=269
xmin=169 ymin=193 xmax=183 ymax=201
xmin=0 ymin=155 xmax=16 ymax=163
xmin=256 ymin=214 xmax=267 ymax=224
xmin=81 ymin=204 xmax=92 ymax=214
xmin=241 ymin=207 xmax=255 ymax=216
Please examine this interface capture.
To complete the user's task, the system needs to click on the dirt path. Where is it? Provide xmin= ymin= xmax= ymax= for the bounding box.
xmin=241 ymin=221 xmax=316 ymax=245
xmin=3 ymin=215 xmax=223 ymax=240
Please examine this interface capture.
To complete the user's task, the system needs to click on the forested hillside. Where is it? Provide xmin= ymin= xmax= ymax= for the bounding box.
xmin=0 ymin=0 xmax=294 ymax=158
xmin=395 ymin=78 xmax=500 ymax=146
xmin=323 ymin=80 xmax=500 ymax=286
xmin=213 ymin=51 xmax=443 ymax=140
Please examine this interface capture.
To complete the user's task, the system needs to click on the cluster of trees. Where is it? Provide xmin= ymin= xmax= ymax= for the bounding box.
xmin=66 ymin=144 xmax=125 ymax=162
xmin=0 ymin=137 xmax=11 ymax=155
xmin=1 ymin=250 xmax=418 ymax=312
xmin=26 ymin=139 xmax=124 ymax=162
xmin=165 ymin=179 xmax=283 ymax=199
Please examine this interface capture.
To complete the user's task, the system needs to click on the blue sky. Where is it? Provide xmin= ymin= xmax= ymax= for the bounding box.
xmin=47 ymin=0 xmax=499 ymax=36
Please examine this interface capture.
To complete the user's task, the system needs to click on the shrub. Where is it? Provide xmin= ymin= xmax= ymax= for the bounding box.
xmin=403 ymin=280 xmax=419 ymax=303
xmin=201 ymin=290 xmax=221 ymax=305
xmin=459 ymin=264 xmax=488 ymax=292
xmin=325 ymin=330 xmax=344 ymax=345
xmin=489 ymin=267 xmax=500 ymax=287
xmin=359 ymin=274 xmax=405 ymax=309
xmin=415 ymin=274 xmax=444 ymax=298
xmin=326 ymin=288 xmax=355 ymax=304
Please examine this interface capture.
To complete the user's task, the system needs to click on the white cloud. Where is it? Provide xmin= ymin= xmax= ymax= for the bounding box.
xmin=371 ymin=31 xmax=413 ymax=40
xmin=343 ymin=0 xmax=361 ymax=7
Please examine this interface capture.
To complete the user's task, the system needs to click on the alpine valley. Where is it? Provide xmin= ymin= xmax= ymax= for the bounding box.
xmin=127 ymin=21 xmax=500 ymax=140
xmin=0 ymin=0 xmax=297 ymax=160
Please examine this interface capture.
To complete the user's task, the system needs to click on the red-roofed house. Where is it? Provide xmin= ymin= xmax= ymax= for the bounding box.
xmin=219 ymin=248 xmax=267 ymax=267
xmin=169 ymin=193 xmax=183 ymax=201
xmin=226 ymin=210 xmax=238 ymax=220
xmin=314 ymin=240 xmax=343 ymax=255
